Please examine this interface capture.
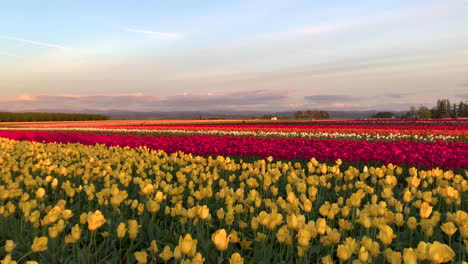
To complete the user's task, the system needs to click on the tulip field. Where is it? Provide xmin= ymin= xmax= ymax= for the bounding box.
xmin=0 ymin=119 xmax=467 ymax=263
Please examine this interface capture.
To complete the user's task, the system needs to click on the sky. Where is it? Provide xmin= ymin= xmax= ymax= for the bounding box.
xmin=1 ymin=0 xmax=467 ymax=112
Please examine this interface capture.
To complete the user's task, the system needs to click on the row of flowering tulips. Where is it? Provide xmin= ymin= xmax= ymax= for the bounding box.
xmin=0 ymin=130 xmax=467 ymax=171
xmin=0 ymin=137 xmax=466 ymax=263
xmin=10 ymin=120 xmax=468 ymax=137
xmin=0 ymin=128 xmax=464 ymax=142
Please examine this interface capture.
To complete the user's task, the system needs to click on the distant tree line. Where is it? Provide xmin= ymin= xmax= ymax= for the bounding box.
xmin=0 ymin=112 xmax=109 ymax=122
xmin=403 ymin=99 xmax=468 ymax=120
xmin=372 ymin=112 xmax=396 ymax=118
xmin=372 ymin=99 xmax=468 ymax=120
xmin=294 ymin=110 xmax=330 ymax=119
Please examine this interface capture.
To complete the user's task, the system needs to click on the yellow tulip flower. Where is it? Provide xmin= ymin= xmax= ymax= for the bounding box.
xmin=441 ymin=222 xmax=457 ymax=236
xmin=134 ymin=251 xmax=148 ymax=264
xmin=4 ymin=240 xmax=15 ymax=253
xmin=159 ymin=246 xmax=173 ymax=262
xmin=31 ymin=236 xmax=48 ymax=252
xmin=428 ymin=241 xmax=455 ymax=263
xmin=87 ymin=210 xmax=106 ymax=231
xmin=420 ymin=202 xmax=432 ymax=219
xmin=229 ymin=252 xmax=244 ymax=264
xmin=211 ymin=229 xmax=230 ymax=251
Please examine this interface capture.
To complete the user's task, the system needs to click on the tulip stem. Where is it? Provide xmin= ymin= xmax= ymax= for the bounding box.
xmin=17 ymin=250 xmax=32 ymax=262
xmin=218 ymin=252 xmax=224 ymax=264
xmin=409 ymin=230 xmax=413 ymax=248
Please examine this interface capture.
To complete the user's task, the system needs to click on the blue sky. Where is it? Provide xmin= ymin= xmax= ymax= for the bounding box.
xmin=1 ymin=0 xmax=467 ymax=112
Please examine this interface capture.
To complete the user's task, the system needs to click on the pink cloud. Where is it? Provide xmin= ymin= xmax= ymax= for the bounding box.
xmin=2 ymin=89 xmax=292 ymax=112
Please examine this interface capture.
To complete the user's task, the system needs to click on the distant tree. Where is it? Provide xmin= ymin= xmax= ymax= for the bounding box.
xmin=433 ymin=99 xmax=451 ymax=118
xmin=187 ymin=115 xmax=202 ymax=120
xmin=403 ymin=106 xmax=417 ymax=120
xmin=0 ymin=112 xmax=108 ymax=122
xmin=293 ymin=110 xmax=329 ymax=119
xmin=458 ymin=101 xmax=468 ymax=117
xmin=314 ymin=111 xmax=330 ymax=119
xmin=416 ymin=106 xmax=431 ymax=119
xmin=294 ymin=111 xmax=303 ymax=119
xmin=372 ymin=112 xmax=394 ymax=118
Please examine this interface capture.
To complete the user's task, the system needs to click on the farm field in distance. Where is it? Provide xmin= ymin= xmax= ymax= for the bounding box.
xmin=0 ymin=119 xmax=467 ymax=263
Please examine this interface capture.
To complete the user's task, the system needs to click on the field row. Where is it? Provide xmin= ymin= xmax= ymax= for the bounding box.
xmin=1 ymin=127 xmax=465 ymax=142
xmin=0 ymin=137 xmax=466 ymax=263
xmin=0 ymin=130 xmax=467 ymax=171
xmin=11 ymin=122 xmax=468 ymax=137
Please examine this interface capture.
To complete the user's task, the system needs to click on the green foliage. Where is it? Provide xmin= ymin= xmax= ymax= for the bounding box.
xmin=371 ymin=112 xmax=395 ymax=118
xmin=294 ymin=110 xmax=330 ymax=119
xmin=405 ymin=99 xmax=468 ymax=119
xmin=416 ymin=106 xmax=431 ymax=119
xmin=0 ymin=112 xmax=109 ymax=122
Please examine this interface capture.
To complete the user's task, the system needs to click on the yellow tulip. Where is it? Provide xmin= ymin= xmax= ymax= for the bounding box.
xmin=149 ymin=240 xmax=158 ymax=255
xmin=316 ymin=218 xmax=327 ymax=235
xmin=276 ymin=225 xmax=292 ymax=245
xmin=287 ymin=214 xmax=300 ymax=231
xmin=31 ymin=236 xmax=48 ymax=252
xmin=79 ymin=213 xmax=88 ymax=225
xmin=87 ymin=210 xmax=106 ymax=231
xmin=48 ymin=225 xmax=59 ymax=238
xmin=321 ymin=255 xmax=334 ymax=264
xmin=155 ymin=191 xmax=165 ymax=203
xmin=1 ymin=255 xmax=15 ymax=264
xmin=337 ymin=244 xmax=352 ymax=261
xmin=297 ymin=228 xmax=311 ymax=247
xmin=211 ymin=229 xmax=230 ymax=251
xmin=134 ymin=251 xmax=148 ymax=264
xmin=128 ymin=220 xmax=140 ymax=240
xmin=36 ymin=188 xmax=45 ymax=198
xmin=428 ymin=241 xmax=455 ymax=263
xmin=192 ymin=253 xmax=205 ymax=264
xmin=420 ymin=202 xmax=432 ymax=219
xmin=229 ymin=252 xmax=244 ymax=264
xmin=179 ymin=234 xmax=197 ymax=257
xmin=377 ymin=225 xmax=396 ymax=245
xmin=199 ymin=205 xmax=209 ymax=220
xmin=358 ymin=247 xmax=369 ymax=262
xmin=403 ymin=248 xmax=417 ymax=264
xmin=70 ymin=224 xmax=81 ymax=241
xmin=301 ymin=199 xmax=312 ymax=212
xmin=441 ymin=222 xmax=457 ymax=236
xmin=459 ymin=225 xmax=468 ymax=239
xmin=416 ymin=241 xmax=429 ymax=261
xmin=146 ymin=200 xmax=160 ymax=213
xmin=173 ymin=246 xmax=182 ymax=260
xmin=116 ymin=222 xmax=127 ymax=238
xmin=395 ymin=213 xmax=405 ymax=227
xmin=5 ymin=240 xmax=15 ymax=253
xmin=385 ymin=248 xmax=402 ymax=264
xmin=159 ymin=246 xmax=173 ymax=262
xmin=406 ymin=217 xmax=418 ymax=230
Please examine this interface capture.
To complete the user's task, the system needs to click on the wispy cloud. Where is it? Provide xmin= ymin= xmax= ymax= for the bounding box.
xmin=384 ymin=93 xmax=414 ymax=99
xmin=260 ymin=1 xmax=457 ymax=41
xmin=0 ymin=36 xmax=67 ymax=49
xmin=124 ymin=27 xmax=183 ymax=39
xmin=304 ymin=95 xmax=361 ymax=103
